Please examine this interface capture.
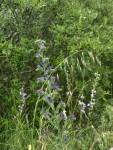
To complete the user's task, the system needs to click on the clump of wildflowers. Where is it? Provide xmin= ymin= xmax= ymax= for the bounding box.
xmin=88 ymin=73 xmax=100 ymax=111
xmin=78 ymin=72 xmax=100 ymax=115
xmin=35 ymin=43 xmax=61 ymax=101
xmin=34 ymin=42 xmax=75 ymax=135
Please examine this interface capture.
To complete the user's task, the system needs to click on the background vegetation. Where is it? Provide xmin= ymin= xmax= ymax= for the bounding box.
xmin=0 ymin=0 xmax=113 ymax=149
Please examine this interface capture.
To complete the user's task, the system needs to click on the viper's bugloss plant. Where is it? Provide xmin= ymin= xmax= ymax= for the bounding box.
xmin=33 ymin=42 xmax=76 ymax=140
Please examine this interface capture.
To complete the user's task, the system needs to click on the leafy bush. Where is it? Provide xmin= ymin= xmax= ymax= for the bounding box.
xmin=0 ymin=0 xmax=113 ymax=149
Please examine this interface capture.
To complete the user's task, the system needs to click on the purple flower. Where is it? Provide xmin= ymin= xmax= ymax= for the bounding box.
xmin=51 ymin=76 xmax=55 ymax=80
xmin=67 ymin=115 xmax=75 ymax=119
xmin=60 ymin=113 xmax=65 ymax=118
xmin=42 ymin=108 xmax=47 ymax=117
xmin=47 ymin=66 xmax=52 ymax=70
xmin=42 ymin=108 xmax=46 ymax=113
xmin=49 ymin=99 xmax=53 ymax=102
xmin=45 ymin=96 xmax=53 ymax=102
xmin=55 ymin=86 xmax=59 ymax=90
xmin=37 ymin=89 xmax=43 ymax=93
xmin=52 ymin=82 xmax=58 ymax=86
xmin=43 ymin=131 xmax=48 ymax=135
xmin=37 ymin=65 xmax=41 ymax=68
xmin=41 ymin=61 xmax=47 ymax=66
xmin=44 ymin=73 xmax=48 ymax=77
xmin=44 ymin=113 xmax=47 ymax=117
xmin=37 ymin=77 xmax=43 ymax=81
xmin=40 ymin=43 xmax=45 ymax=49
xmin=45 ymin=96 xmax=49 ymax=100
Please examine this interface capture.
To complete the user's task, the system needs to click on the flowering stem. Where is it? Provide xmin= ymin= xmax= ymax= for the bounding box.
xmin=33 ymin=96 xmax=42 ymax=128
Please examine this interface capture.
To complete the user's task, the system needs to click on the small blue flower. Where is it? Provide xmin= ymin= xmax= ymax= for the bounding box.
xmin=43 ymin=131 xmax=48 ymax=135
xmin=37 ymin=77 xmax=43 ymax=81
xmin=44 ymin=73 xmax=49 ymax=77
xmin=41 ymin=61 xmax=47 ymax=66
xmin=44 ymin=113 xmax=47 ymax=117
xmin=52 ymin=82 xmax=58 ymax=86
xmin=55 ymin=86 xmax=59 ymax=90
xmin=45 ymin=96 xmax=49 ymax=100
xmin=37 ymin=89 xmax=43 ymax=93
xmin=49 ymin=99 xmax=53 ymax=102
xmin=42 ymin=108 xmax=46 ymax=113
xmin=51 ymin=76 xmax=55 ymax=80
xmin=37 ymin=65 xmax=41 ymax=68
xmin=42 ymin=108 xmax=47 ymax=117
xmin=60 ymin=113 xmax=65 ymax=118
xmin=45 ymin=96 xmax=53 ymax=102
xmin=40 ymin=43 xmax=45 ymax=49
xmin=67 ymin=115 xmax=75 ymax=119
xmin=47 ymin=66 xmax=52 ymax=70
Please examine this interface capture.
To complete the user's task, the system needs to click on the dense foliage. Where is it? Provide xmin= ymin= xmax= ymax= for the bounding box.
xmin=0 ymin=0 xmax=113 ymax=149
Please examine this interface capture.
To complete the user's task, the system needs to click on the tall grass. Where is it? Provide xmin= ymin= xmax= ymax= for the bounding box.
xmin=0 ymin=42 xmax=113 ymax=150
xmin=1 ymin=108 xmax=113 ymax=150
